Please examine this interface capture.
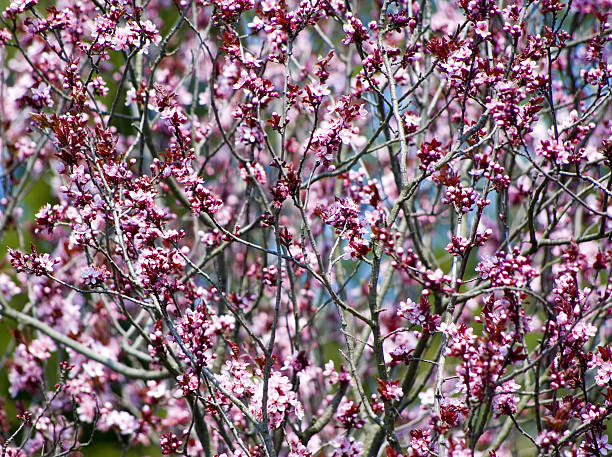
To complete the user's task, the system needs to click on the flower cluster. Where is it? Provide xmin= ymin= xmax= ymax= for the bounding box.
xmin=8 ymin=248 xmax=60 ymax=276
xmin=476 ymin=249 xmax=538 ymax=287
xmin=316 ymin=198 xmax=371 ymax=260
xmin=249 ymin=371 xmax=304 ymax=429
xmin=397 ymin=296 xmax=441 ymax=333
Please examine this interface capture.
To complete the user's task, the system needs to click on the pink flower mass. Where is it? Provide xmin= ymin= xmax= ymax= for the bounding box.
xmin=0 ymin=0 xmax=610 ymax=455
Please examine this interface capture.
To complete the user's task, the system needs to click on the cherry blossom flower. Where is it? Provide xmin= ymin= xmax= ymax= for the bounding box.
xmin=331 ymin=436 xmax=363 ymax=457
xmin=249 ymin=371 xmax=304 ymax=429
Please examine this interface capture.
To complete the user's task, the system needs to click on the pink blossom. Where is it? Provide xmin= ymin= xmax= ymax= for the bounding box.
xmin=249 ymin=371 xmax=304 ymax=429
xmin=474 ymin=20 xmax=491 ymax=39
xmin=331 ymin=436 xmax=363 ymax=457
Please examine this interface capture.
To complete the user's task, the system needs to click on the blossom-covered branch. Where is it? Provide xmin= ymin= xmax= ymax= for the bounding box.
xmin=0 ymin=0 xmax=611 ymax=455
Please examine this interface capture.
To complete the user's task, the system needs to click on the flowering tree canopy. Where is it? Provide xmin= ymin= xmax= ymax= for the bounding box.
xmin=0 ymin=0 xmax=611 ymax=455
